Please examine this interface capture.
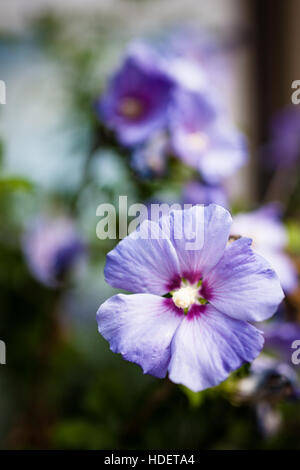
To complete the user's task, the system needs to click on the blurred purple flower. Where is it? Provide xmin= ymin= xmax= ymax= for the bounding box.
xmin=239 ymin=355 xmax=299 ymax=402
xmin=23 ymin=216 xmax=86 ymax=288
xmin=97 ymin=204 xmax=283 ymax=392
xmin=231 ymin=204 xmax=297 ymax=293
xmin=126 ymin=36 xmax=208 ymax=95
xmin=131 ymin=131 xmax=169 ymax=178
xmin=146 ymin=28 xmax=243 ymax=94
xmin=237 ymin=355 xmax=299 ymax=436
xmin=97 ymin=46 xmax=173 ymax=146
xmin=182 ymin=180 xmax=229 ymax=208
xmin=266 ymin=107 xmax=300 ymax=168
xmin=169 ymin=89 xmax=248 ymax=183
xmin=262 ymin=321 xmax=300 ymax=364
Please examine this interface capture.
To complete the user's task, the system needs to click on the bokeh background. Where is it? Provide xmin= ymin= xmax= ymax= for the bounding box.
xmin=0 ymin=0 xmax=300 ymax=450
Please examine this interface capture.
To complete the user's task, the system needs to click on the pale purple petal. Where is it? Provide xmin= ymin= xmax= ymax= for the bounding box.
xmin=198 ymin=125 xmax=247 ymax=183
xmin=204 ymin=237 xmax=284 ymax=322
xmin=169 ymin=89 xmax=247 ymax=183
xmin=97 ymin=294 xmax=183 ymax=378
xmin=168 ymin=305 xmax=264 ymax=392
xmin=159 ymin=204 xmax=232 ymax=284
xmin=231 ymin=205 xmax=287 ymax=251
xmin=231 ymin=205 xmax=297 ymax=293
xmin=104 ymin=219 xmax=180 ymax=295
xmin=182 ymin=180 xmax=229 ymax=208
xmin=257 ymin=249 xmax=298 ymax=294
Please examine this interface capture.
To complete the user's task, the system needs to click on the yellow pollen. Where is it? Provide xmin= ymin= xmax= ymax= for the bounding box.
xmin=172 ymin=285 xmax=199 ymax=310
xmin=119 ymin=97 xmax=143 ymax=119
xmin=188 ymin=132 xmax=209 ymax=152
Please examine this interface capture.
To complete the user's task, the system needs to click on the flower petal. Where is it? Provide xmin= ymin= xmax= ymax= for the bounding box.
xmin=159 ymin=204 xmax=232 ymax=283
xmin=204 ymin=237 xmax=284 ymax=322
xmin=168 ymin=305 xmax=264 ymax=392
xmin=257 ymin=248 xmax=297 ymax=294
xmin=198 ymin=125 xmax=247 ymax=184
xmin=97 ymin=294 xmax=183 ymax=378
xmin=231 ymin=205 xmax=287 ymax=251
xmin=104 ymin=219 xmax=180 ymax=295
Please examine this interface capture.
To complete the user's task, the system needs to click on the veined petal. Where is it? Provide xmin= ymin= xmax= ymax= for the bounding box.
xmin=204 ymin=237 xmax=284 ymax=322
xmin=168 ymin=305 xmax=264 ymax=392
xmin=97 ymin=294 xmax=183 ymax=378
xmin=159 ymin=204 xmax=232 ymax=283
xmin=104 ymin=219 xmax=180 ymax=295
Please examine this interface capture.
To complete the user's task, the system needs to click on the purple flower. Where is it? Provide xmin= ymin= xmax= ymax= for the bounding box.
xmin=266 ymin=107 xmax=300 ymax=168
xmin=182 ymin=180 xmax=229 ymax=208
xmin=262 ymin=321 xmax=300 ymax=364
xmin=23 ymin=216 xmax=86 ymax=288
xmin=238 ymin=355 xmax=299 ymax=403
xmin=237 ymin=355 xmax=299 ymax=436
xmin=131 ymin=131 xmax=169 ymax=178
xmin=169 ymin=89 xmax=248 ymax=183
xmin=97 ymin=204 xmax=284 ymax=392
xmin=97 ymin=45 xmax=173 ymax=146
xmin=231 ymin=204 xmax=297 ymax=293
xmin=146 ymin=28 xmax=239 ymax=94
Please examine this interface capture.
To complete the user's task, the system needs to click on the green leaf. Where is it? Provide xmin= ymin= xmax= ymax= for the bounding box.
xmin=0 ymin=177 xmax=34 ymax=192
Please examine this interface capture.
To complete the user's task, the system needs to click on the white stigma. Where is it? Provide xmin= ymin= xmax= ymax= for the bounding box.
xmin=172 ymin=285 xmax=199 ymax=310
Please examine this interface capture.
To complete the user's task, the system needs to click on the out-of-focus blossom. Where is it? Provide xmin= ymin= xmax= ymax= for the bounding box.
xmin=131 ymin=131 xmax=169 ymax=178
xmin=96 ymin=48 xmax=173 ymax=146
xmin=262 ymin=321 xmax=300 ymax=364
xmin=182 ymin=180 xmax=229 ymax=208
xmin=97 ymin=35 xmax=248 ymax=184
xmin=231 ymin=204 xmax=298 ymax=293
xmin=169 ymin=89 xmax=247 ymax=183
xmin=145 ymin=27 xmax=244 ymax=94
xmin=97 ymin=204 xmax=283 ymax=392
xmin=23 ymin=216 xmax=86 ymax=288
xmin=237 ymin=355 xmax=299 ymax=436
xmin=266 ymin=107 xmax=300 ymax=168
xmin=127 ymin=35 xmax=209 ymax=95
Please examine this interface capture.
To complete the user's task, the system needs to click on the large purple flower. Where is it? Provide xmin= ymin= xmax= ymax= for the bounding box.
xmin=97 ymin=45 xmax=173 ymax=146
xmin=97 ymin=205 xmax=284 ymax=392
xmin=23 ymin=216 xmax=86 ymax=288
xmin=169 ymin=89 xmax=247 ymax=183
xmin=231 ymin=204 xmax=297 ymax=293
